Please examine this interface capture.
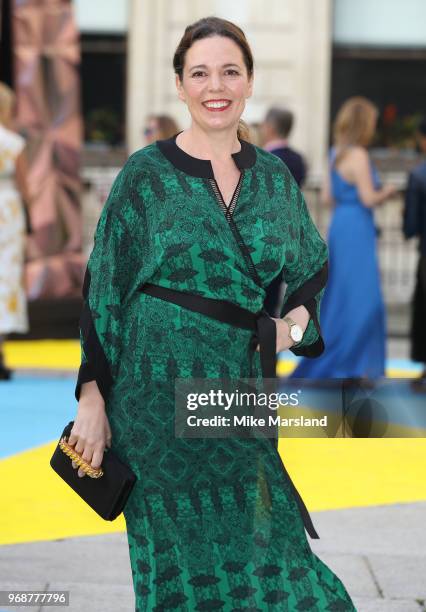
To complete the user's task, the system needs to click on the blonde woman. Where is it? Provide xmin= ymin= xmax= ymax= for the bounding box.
xmin=293 ymin=96 xmax=397 ymax=379
xmin=0 ymin=83 xmax=29 ymax=379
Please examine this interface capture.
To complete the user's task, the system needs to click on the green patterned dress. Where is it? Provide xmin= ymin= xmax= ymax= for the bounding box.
xmin=76 ymin=134 xmax=356 ymax=611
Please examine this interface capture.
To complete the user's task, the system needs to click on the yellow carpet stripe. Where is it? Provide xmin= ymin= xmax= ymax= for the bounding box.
xmin=1 ymin=438 xmax=425 ymax=545
xmin=0 ymin=442 xmax=125 ymax=546
xmin=386 ymin=368 xmax=420 ymax=379
xmin=279 ymin=438 xmax=426 ymax=512
xmin=4 ymin=341 xmax=421 ymax=379
xmin=4 ymin=340 xmax=81 ymax=369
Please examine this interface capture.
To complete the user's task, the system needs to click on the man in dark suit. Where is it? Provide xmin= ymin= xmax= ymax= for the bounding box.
xmin=403 ymin=118 xmax=426 ymax=385
xmin=261 ymin=107 xmax=307 ymax=317
xmin=261 ymin=107 xmax=307 ymax=187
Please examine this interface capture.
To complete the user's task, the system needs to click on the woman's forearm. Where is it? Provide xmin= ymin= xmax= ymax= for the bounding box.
xmin=79 ymin=380 xmax=105 ymax=407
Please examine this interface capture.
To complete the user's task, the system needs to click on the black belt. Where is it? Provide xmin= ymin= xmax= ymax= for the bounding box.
xmin=141 ymin=282 xmax=276 ymax=379
xmin=139 ymin=282 xmax=319 ymax=539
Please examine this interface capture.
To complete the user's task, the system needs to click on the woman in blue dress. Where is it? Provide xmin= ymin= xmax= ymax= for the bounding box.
xmin=292 ymin=97 xmax=397 ymax=379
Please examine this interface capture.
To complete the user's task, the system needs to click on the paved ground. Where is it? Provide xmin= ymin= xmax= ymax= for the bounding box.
xmin=311 ymin=503 xmax=426 ymax=612
xmin=0 ymin=502 xmax=425 ymax=612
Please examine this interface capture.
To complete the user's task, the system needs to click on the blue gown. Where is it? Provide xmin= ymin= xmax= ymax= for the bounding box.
xmin=292 ymin=149 xmax=386 ymax=379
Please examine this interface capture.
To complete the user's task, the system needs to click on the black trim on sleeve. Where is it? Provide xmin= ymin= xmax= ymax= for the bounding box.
xmin=82 ymin=265 xmax=91 ymax=299
xmin=281 ymin=261 xmax=328 ymax=358
xmin=75 ymin=361 xmax=96 ymax=402
xmin=74 ymin=268 xmax=114 ymax=403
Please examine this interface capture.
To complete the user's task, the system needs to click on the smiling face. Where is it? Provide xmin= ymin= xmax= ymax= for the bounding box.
xmin=176 ymin=35 xmax=253 ymax=134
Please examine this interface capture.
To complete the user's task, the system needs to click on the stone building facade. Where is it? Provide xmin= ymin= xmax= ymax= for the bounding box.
xmin=126 ymin=0 xmax=332 ymax=178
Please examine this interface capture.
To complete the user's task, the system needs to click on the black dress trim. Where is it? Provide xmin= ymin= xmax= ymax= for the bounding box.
xmin=74 ymin=360 xmax=96 ymax=400
xmin=156 ymin=131 xmax=256 ymax=178
xmin=282 ymin=261 xmax=328 ymax=358
xmin=75 ymin=268 xmax=114 ymax=403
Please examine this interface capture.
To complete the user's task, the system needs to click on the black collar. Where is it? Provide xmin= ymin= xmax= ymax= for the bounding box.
xmin=156 ymin=131 xmax=256 ymax=178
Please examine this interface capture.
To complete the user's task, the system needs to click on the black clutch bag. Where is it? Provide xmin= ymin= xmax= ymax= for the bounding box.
xmin=50 ymin=421 xmax=137 ymax=521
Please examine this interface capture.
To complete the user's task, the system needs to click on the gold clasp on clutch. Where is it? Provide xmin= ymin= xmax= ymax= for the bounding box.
xmin=59 ymin=437 xmax=104 ymax=479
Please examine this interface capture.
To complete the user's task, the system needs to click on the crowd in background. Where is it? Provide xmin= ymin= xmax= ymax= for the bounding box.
xmin=1 ymin=80 xmax=425 ymax=384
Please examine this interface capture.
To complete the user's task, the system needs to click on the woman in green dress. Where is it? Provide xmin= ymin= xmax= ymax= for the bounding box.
xmin=69 ymin=16 xmax=356 ymax=612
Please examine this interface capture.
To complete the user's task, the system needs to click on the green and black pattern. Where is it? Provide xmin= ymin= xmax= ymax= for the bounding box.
xmin=76 ymin=137 xmax=356 ymax=611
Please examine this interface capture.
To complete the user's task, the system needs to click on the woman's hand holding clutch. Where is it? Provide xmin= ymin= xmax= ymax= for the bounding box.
xmin=68 ymin=381 xmax=112 ymax=478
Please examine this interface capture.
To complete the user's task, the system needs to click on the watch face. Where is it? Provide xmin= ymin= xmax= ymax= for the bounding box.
xmin=291 ymin=324 xmax=303 ymax=343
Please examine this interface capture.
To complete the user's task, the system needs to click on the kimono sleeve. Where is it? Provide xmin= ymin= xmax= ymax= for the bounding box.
xmin=75 ymin=164 xmax=138 ymax=402
xmin=280 ymin=184 xmax=328 ymax=358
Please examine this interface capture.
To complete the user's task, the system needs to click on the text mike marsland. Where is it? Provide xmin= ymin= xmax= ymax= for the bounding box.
xmin=186 ymin=415 xmax=328 ymax=428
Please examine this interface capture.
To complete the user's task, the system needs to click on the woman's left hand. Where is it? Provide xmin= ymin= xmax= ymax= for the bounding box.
xmin=255 ymin=318 xmax=294 ymax=354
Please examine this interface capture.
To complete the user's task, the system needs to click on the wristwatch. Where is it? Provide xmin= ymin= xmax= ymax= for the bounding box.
xmin=283 ymin=316 xmax=304 ymax=346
